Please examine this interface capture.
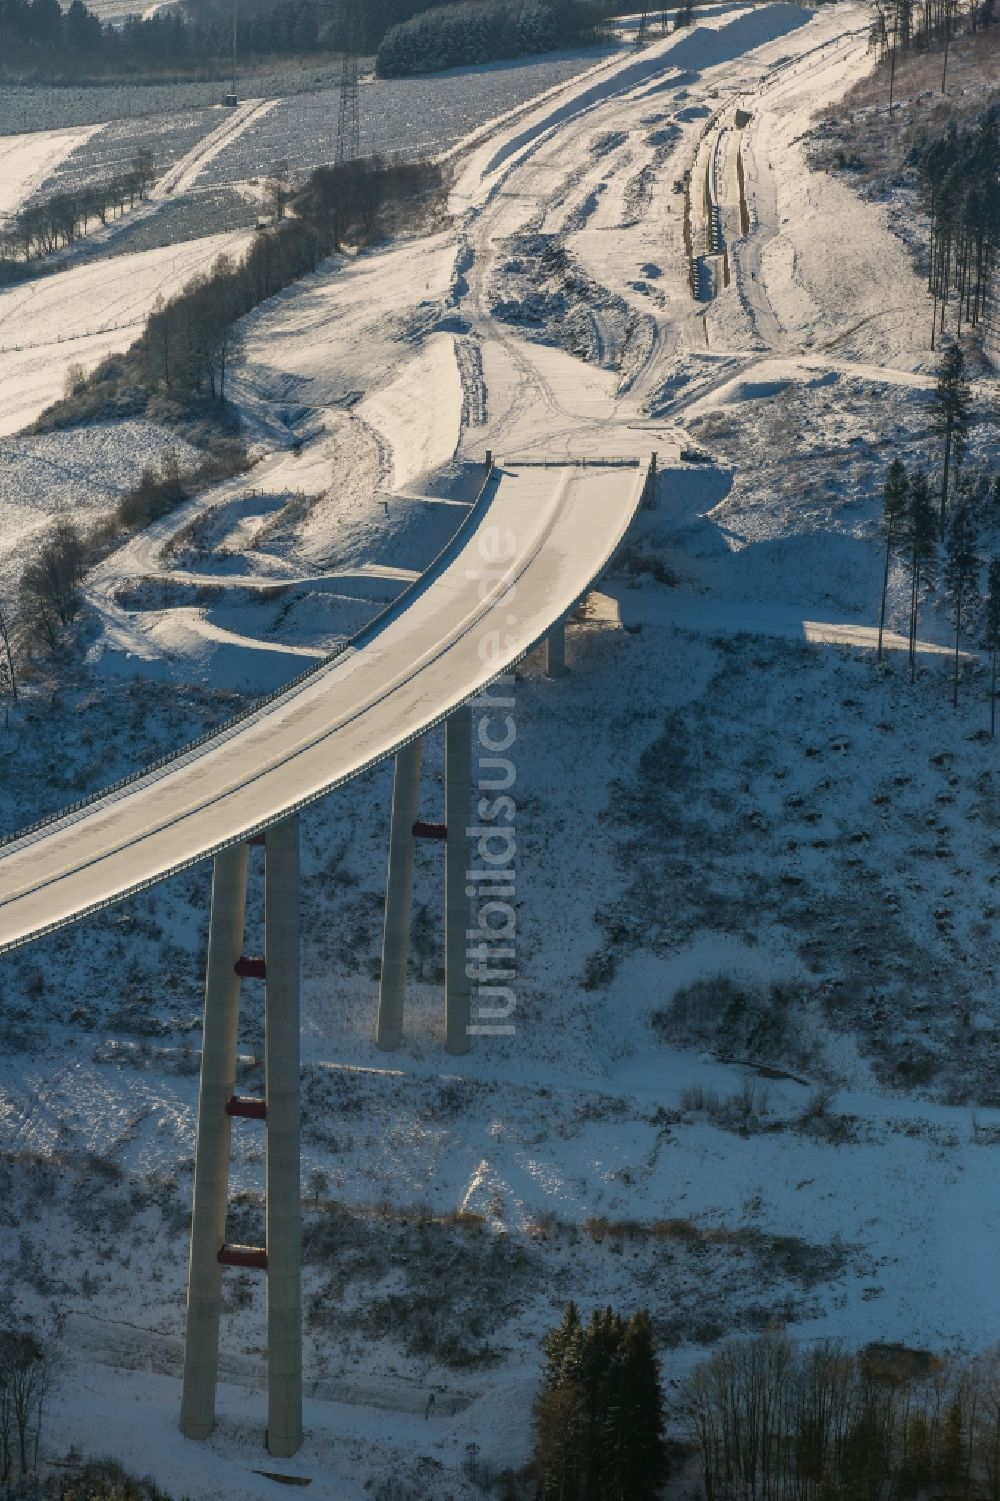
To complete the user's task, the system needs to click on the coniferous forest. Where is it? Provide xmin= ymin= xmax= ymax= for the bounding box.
xmin=863 ymin=0 xmax=998 ymax=348
xmin=0 ymin=0 xmax=325 ymax=74
xmin=916 ymin=109 xmax=999 ymax=348
xmin=0 ymin=0 xmax=603 ymax=79
xmin=375 ymin=0 xmax=603 ymax=78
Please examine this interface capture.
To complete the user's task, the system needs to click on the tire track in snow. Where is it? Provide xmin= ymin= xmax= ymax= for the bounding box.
xmin=153 ymin=98 xmax=278 ymax=199
xmin=0 ymin=231 xmax=253 ymax=354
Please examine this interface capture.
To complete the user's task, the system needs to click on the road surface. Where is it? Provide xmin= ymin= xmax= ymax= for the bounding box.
xmin=0 ymin=460 xmax=644 ymax=954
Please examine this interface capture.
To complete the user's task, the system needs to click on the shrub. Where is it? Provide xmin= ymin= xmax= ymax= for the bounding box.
xmin=37 ymin=1457 xmax=174 ymax=1498
xmin=680 ymin=1079 xmax=771 ymax=1130
xmin=654 ymin=974 xmax=828 ymax=1078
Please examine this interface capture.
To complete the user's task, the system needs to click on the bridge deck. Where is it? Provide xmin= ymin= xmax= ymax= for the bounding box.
xmin=0 ymin=461 xmax=644 ymax=954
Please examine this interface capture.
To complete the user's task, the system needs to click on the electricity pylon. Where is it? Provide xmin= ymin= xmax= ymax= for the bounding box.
xmin=335 ymin=3 xmax=360 ymax=163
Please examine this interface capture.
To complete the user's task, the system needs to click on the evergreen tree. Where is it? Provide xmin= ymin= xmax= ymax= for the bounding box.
xmin=535 ymin=1303 xmax=585 ymax=1499
xmin=878 ymin=457 xmax=909 ymax=660
xmin=534 ymin=1304 xmax=667 ymax=1500
xmin=535 ymin=1380 xmax=586 ymax=1500
xmin=65 ymin=0 xmax=101 ymax=50
xmin=984 ymin=556 xmax=1000 ymax=736
xmin=604 ymin=1311 xmax=667 ymax=1501
xmin=904 ymin=469 xmax=938 ymax=682
xmin=375 ymin=0 xmax=600 ymax=76
xmin=542 ymin=1300 xmax=583 ymax=1388
xmin=916 ymin=107 xmax=999 ymax=349
xmin=929 ymin=343 xmax=972 ymax=538
xmin=578 ymin=1306 xmax=622 ymax=1495
xmin=944 ymin=504 xmax=981 ymax=707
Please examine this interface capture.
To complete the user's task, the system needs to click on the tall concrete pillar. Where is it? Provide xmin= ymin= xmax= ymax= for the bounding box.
xmin=445 ymin=706 xmax=472 ymax=1055
xmin=264 ymin=814 xmax=302 ymax=1458
xmin=545 ymin=620 xmax=566 ymax=678
xmin=180 ymin=842 xmax=249 ymax=1441
xmin=376 ymin=739 xmax=422 ymax=1051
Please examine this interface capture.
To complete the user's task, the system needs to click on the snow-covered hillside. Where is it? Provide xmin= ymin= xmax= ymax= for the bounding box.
xmin=1 ymin=5 xmax=999 ymax=1498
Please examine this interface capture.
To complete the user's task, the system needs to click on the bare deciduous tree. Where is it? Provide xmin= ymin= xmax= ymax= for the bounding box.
xmin=0 ymin=1329 xmax=56 ymax=1486
xmin=20 ymin=519 xmax=86 ymax=649
xmin=266 ymin=158 xmax=293 ymax=222
xmin=0 ymin=603 xmax=17 ymax=705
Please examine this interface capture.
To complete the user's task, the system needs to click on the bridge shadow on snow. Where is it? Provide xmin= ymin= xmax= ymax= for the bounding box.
xmin=625 ymin=463 xmax=886 ymax=631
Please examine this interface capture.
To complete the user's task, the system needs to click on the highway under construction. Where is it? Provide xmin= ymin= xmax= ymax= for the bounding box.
xmin=0 ymin=453 xmax=653 ymax=1455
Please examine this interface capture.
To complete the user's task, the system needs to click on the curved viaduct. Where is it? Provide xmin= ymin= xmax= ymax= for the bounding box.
xmin=0 ymin=454 xmax=652 ymax=1456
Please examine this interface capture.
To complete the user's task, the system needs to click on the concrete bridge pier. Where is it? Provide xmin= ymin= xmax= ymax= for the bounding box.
xmin=374 ymin=712 xmax=471 ymax=1056
xmin=264 ymin=813 xmax=302 ymax=1458
xmin=445 ymin=706 xmax=472 ymax=1055
xmin=376 ymin=738 xmax=423 ymax=1051
xmin=180 ymin=842 xmax=249 ymax=1441
xmin=180 ymin=817 xmax=302 ymax=1458
xmin=545 ymin=620 xmax=566 ymax=678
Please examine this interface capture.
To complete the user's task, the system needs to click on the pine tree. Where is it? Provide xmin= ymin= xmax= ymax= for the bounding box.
xmin=878 ymin=458 xmax=909 ymax=660
xmin=944 ymin=504 xmax=981 ymax=707
xmin=579 ymin=1306 xmax=623 ymax=1495
xmin=929 ymin=343 xmax=972 ymax=538
xmin=985 ymin=557 xmax=1000 ymax=736
xmin=604 ymin=1311 xmax=668 ymax=1501
xmin=904 ymin=470 xmax=938 ymax=682
xmin=542 ymin=1301 xmax=583 ymax=1389
xmin=535 ymin=1303 xmax=586 ymax=1500
xmin=535 ymin=1380 xmax=586 ymax=1500
xmin=534 ymin=1304 xmax=666 ymax=1500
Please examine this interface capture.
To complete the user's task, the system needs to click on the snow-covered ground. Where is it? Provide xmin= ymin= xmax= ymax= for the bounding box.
xmin=2 ymin=5 xmax=1000 ymax=1497
xmin=0 ymin=230 xmax=253 ymax=446
xmin=0 ymin=422 xmax=198 ymax=591
xmin=0 ymin=124 xmax=102 ymax=219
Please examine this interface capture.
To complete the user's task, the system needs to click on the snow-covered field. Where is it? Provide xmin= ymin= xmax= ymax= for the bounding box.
xmin=2 ymin=5 xmax=1000 ymax=1497
xmin=0 ymin=124 xmax=102 ymax=218
xmin=0 ymin=422 xmax=198 ymax=590
xmin=0 ymin=48 xmax=616 ymax=139
xmin=0 ymin=230 xmax=253 ymax=446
